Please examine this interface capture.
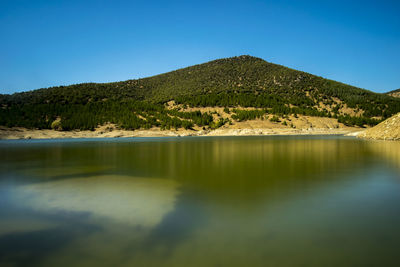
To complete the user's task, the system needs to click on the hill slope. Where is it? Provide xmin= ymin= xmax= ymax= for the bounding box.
xmin=358 ymin=113 xmax=400 ymax=140
xmin=386 ymin=89 xmax=400 ymax=98
xmin=1 ymin=55 xmax=400 ymax=131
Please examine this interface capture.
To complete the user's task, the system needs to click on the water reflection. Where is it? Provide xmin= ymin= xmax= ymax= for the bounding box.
xmin=0 ymin=136 xmax=399 ymax=266
xmin=2 ymin=174 xmax=179 ymax=267
xmin=365 ymin=140 xmax=400 ymax=169
xmin=12 ymin=175 xmax=179 ymax=227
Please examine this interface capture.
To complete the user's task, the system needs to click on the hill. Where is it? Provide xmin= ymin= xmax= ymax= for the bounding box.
xmin=358 ymin=113 xmax=400 ymax=140
xmin=1 ymin=55 xmax=400 ymax=131
xmin=386 ymin=89 xmax=400 ymax=98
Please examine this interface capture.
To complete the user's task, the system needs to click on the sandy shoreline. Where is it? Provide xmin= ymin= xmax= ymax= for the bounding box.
xmin=0 ymin=114 xmax=368 ymax=140
xmin=0 ymin=126 xmax=362 ymax=140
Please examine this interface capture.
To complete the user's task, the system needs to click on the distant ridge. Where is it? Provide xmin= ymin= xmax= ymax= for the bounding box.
xmin=1 ymin=55 xmax=400 ymax=130
xmin=386 ymin=89 xmax=400 ymax=98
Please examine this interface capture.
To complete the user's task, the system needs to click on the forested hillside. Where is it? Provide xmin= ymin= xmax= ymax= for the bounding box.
xmin=1 ymin=55 xmax=400 ymax=130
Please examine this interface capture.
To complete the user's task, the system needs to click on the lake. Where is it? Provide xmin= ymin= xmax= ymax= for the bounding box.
xmin=0 ymin=136 xmax=400 ymax=267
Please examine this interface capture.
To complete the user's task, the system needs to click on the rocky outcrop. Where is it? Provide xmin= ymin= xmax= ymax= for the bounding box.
xmin=358 ymin=113 xmax=400 ymax=140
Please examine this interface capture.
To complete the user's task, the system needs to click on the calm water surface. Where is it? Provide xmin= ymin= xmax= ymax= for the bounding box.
xmin=0 ymin=136 xmax=400 ymax=267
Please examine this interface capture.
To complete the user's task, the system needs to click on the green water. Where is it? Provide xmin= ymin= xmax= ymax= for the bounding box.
xmin=0 ymin=136 xmax=400 ymax=267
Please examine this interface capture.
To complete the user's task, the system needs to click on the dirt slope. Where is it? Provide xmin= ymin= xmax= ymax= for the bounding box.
xmin=358 ymin=113 xmax=400 ymax=140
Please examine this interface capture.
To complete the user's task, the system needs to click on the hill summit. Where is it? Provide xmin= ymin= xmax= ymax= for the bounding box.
xmin=1 ymin=55 xmax=400 ymax=131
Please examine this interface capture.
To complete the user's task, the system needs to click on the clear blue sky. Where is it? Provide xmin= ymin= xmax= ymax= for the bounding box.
xmin=1 ymin=0 xmax=399 ymax=94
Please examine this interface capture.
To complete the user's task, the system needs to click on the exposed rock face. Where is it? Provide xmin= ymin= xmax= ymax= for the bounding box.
xmin=358 ymin=113 xmax=400 ymax=140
